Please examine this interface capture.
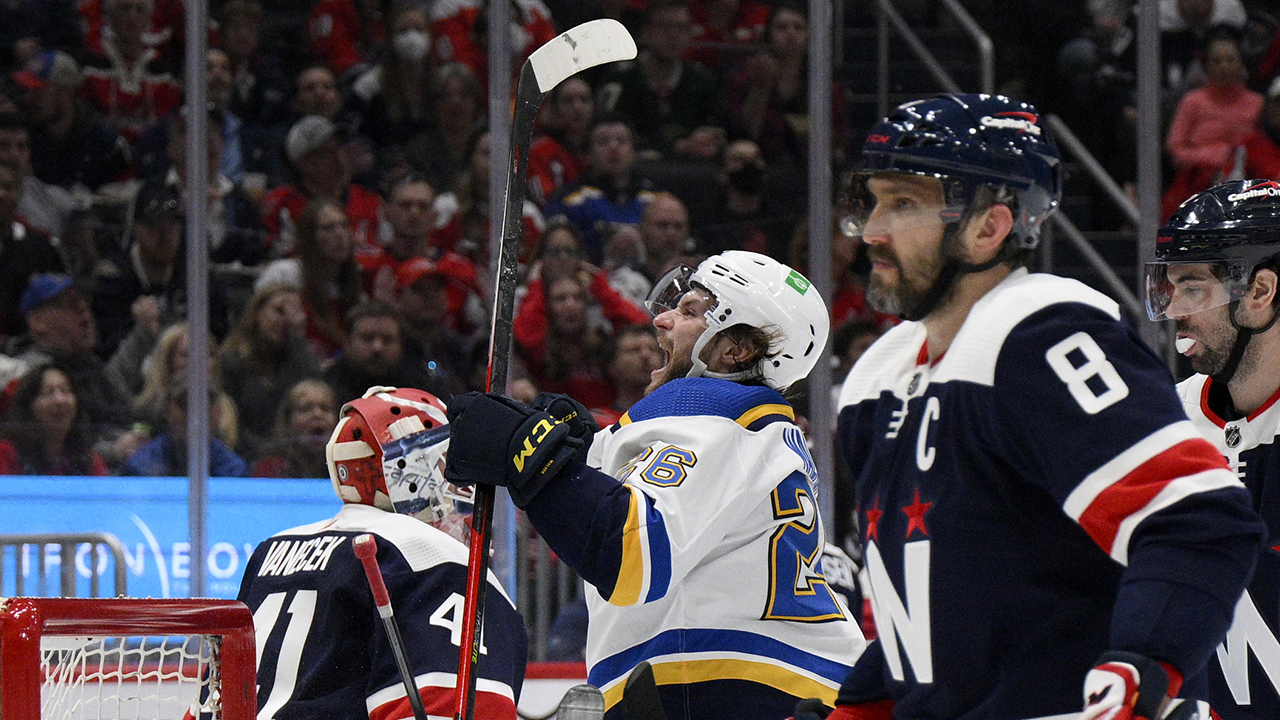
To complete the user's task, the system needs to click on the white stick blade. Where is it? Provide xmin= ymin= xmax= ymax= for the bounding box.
xmin=528 ymin=19 xmax=637 ymax=93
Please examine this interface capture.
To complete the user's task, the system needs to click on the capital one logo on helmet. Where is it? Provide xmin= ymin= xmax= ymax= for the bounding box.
xmin=1226 ymin=181 xmax=1280 ymax=202
xmin=980 ymin=112 xmax=1042 ymax=136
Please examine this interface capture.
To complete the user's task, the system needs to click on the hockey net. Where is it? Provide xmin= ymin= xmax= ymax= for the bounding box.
xmin=0 ymin=597 xmax=256 ymax=720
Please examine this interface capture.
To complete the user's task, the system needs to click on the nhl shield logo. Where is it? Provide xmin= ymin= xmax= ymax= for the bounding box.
xmin=1225 ymin=425 xmax=1242 ymax=448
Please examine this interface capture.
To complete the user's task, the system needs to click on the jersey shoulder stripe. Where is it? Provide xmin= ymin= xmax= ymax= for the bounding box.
xmin=1063 ymin=420 xmax=1238 ymax=563
xmin=621 ymin=378 xmax=792 ymax=428
xmin=609 ymin=485 xmax=672 ymax=606
xmin=933 ymin=270 xmax=1121 ymax=386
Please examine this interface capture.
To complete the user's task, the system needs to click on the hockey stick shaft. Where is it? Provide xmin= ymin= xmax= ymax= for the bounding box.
xmin=454 ymin=58 xmax=539 ymax=720
xmin=454 ymin=19 xmax=637 ymax=720
xmin=354 ymin=533 xmax=430 ymax=720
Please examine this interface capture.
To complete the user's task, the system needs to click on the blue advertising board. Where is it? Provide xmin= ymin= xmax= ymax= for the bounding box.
xmin=0 ymin=476 xmax=336 ymax=599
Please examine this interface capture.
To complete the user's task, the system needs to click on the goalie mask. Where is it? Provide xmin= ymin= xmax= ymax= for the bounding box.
xmin=326 ymin=386 xmax=472 ymax=523
xmin=645 ymin=250 xmax=829 ymax=389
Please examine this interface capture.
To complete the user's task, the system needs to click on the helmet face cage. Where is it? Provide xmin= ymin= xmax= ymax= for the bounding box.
xmin=858 ymin=93 xmax=1062 ymax=250
xmin=326 ymin=387 xmax=468 ymax=523
xmin=1146 ymin=180 xmax=1280 ymax=320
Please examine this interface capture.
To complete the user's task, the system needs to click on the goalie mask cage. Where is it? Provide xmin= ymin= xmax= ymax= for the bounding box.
xmin=0 ymin=597 xmax=256 ymax=720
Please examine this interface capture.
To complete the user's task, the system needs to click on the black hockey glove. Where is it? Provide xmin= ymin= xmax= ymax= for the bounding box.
xmin=530 ymin=392 xmax=599 ymax=461
xmin=444 ymin=392 xmax=582 ymax=508
xmin=789 ymin=697 xmax=831 ymax=720
xmin=1081 ymin=651 xmax=1211 ymax=720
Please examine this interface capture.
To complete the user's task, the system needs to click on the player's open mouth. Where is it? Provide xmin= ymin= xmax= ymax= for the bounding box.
xmin=1175 ymin=334 xmax=1196 ymax=355
xmin=653 ymin=344 xmax=672 ymax=378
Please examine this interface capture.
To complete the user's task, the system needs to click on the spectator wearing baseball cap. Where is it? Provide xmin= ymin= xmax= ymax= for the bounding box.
xmin=396 ymin=257 xmax=471 ymax=396
xmin=5 ymin=272 xmax=141 ymax=468
xmin=259 ymin=113 xmax=383 ymax=257
xmin=92 ymin=179 xmax=231 ymax=359
xmin=0 ymin=161 xmax=67 ymax=342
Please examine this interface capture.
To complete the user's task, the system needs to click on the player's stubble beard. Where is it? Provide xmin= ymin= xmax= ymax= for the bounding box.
xmin=646 ymin=348 xmax=694 ymax=395
xmin=1177 ymin=310 xmax=1256 ymax=379
xmin=866 ymin=241 xmax=948 ymax=319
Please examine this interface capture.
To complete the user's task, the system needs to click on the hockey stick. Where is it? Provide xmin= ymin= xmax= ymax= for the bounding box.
xmin=455 ymin=18 xmax=637 ymax=720
xmin=620 ymin=661 xmax=669 ymax=720
xmin=353 ymin=533 xmax=430 ymax=720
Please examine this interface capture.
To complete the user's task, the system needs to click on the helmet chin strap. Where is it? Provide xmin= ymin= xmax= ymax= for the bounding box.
xmin=899 ymin=219 xmax=1012 ymax=323
xmin=1212 ymin=299 xmax=1280 ymax=385
xmin=685 ymin=324 xmax=753 ymax=382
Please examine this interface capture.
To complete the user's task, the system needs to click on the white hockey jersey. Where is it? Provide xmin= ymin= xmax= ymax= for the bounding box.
xmin=575 ymin=377 xmax=865 ymax=717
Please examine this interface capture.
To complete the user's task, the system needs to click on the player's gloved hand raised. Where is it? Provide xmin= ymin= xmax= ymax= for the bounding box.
xmin=531 ymin=392 xmax=599 ymax=460
xmin=1081 ymin=651 xmax=1210 ymax=720
xmin=444 ymin=392 xmax=582 ymax=508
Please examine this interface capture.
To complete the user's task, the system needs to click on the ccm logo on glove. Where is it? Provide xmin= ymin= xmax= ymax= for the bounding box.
xmin=513 ymin=418 xmax=558 ymax=473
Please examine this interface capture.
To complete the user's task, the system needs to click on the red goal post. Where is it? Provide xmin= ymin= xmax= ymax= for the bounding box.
xmin=0 ymin=597 xmax=256 ymax=720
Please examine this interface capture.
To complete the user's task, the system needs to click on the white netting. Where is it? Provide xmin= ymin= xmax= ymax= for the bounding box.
xmin=39 ymin=633 xmax=223 ymax=720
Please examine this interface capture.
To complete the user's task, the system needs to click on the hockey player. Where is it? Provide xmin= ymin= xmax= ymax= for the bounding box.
xmin=445 ymin=250 xmax=865 ymax=719
xmin=237 ymin=386 xmax=526 ymax=719
xmin=1146 ymin=179 xmax=1280 ymax=720
xmin=829 ymin=94 xmax=1264 ymax=720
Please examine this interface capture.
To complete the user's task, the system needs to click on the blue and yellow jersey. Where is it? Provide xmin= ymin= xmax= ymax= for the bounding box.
xmin=526 ymin=377 xmax=864 ymax=720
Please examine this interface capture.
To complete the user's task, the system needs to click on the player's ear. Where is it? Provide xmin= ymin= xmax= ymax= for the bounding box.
xmin=1246 ymin=267 xmax=1278 ymax=320
xmin=965 ymin=203 xmax=1013 ymax=265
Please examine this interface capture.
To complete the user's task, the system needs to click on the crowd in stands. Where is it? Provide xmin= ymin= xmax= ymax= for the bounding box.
xmin=0 ymin=0 xmax=1275 ymax=480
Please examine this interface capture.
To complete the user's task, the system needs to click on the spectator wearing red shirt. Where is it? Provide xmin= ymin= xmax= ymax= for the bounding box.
xmin=261 ymin=115 xmax=383 ymax=257
xmin=308 ymin=0 xmax=388 ymax=81
xmin=1231 ymin=76 xmax=1280 ymax=181
xmin=362 ymin=175 xmax=485 ymax=338
xmin=79 ymin=0 xmax=182 ymax=146
xmin=513 ymin=256 xmax=650 ymax=409
xmin=78 ymin=0 xmax=184 ymax=67
xmin=429 ymin=0 xmax=556 ymax=96
xmin=1160 ymin=29 xmax=1263 ymax=219
xmin=686 ymin=0 xmax=771 ymax=76
xmin=528 ymin=77 xmax=593 ymax=207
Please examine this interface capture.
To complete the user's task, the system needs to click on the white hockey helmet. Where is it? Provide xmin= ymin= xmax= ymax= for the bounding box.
xmin=326 ymin=386 xmax=473 ymax=523
xmin=646 ymin=251 xmax=829 ymax=389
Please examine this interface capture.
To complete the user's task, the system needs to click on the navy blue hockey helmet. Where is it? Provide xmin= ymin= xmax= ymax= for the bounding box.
xmin=1146 ymin=179 xmax=1280 ymax=320
xmin=857 ymin=93 xmax=1062 ymax=249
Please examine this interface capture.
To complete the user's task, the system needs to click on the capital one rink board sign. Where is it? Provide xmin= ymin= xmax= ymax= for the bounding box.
xmin=0 ymin=476 xmax=334 ymax=599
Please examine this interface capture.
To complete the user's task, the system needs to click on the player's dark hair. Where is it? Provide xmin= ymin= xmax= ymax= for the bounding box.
xmin=718 ymin=322 xmax=783 ymax=385
xmin=964 ymin=184 xmax=1032 ymax=269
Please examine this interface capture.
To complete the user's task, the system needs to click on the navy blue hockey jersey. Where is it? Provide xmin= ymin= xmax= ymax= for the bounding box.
xmin=1182 ymin=375 xmax=1280 ymax=720
xmin=237 ymin=503 xmax=526 ymax=720
xmin=835 ymin=270 xmax=1262 ymax=720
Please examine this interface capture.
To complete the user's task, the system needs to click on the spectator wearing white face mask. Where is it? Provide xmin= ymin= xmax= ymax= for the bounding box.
xmin=350 ymin=3 xmax=437 ymax=153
